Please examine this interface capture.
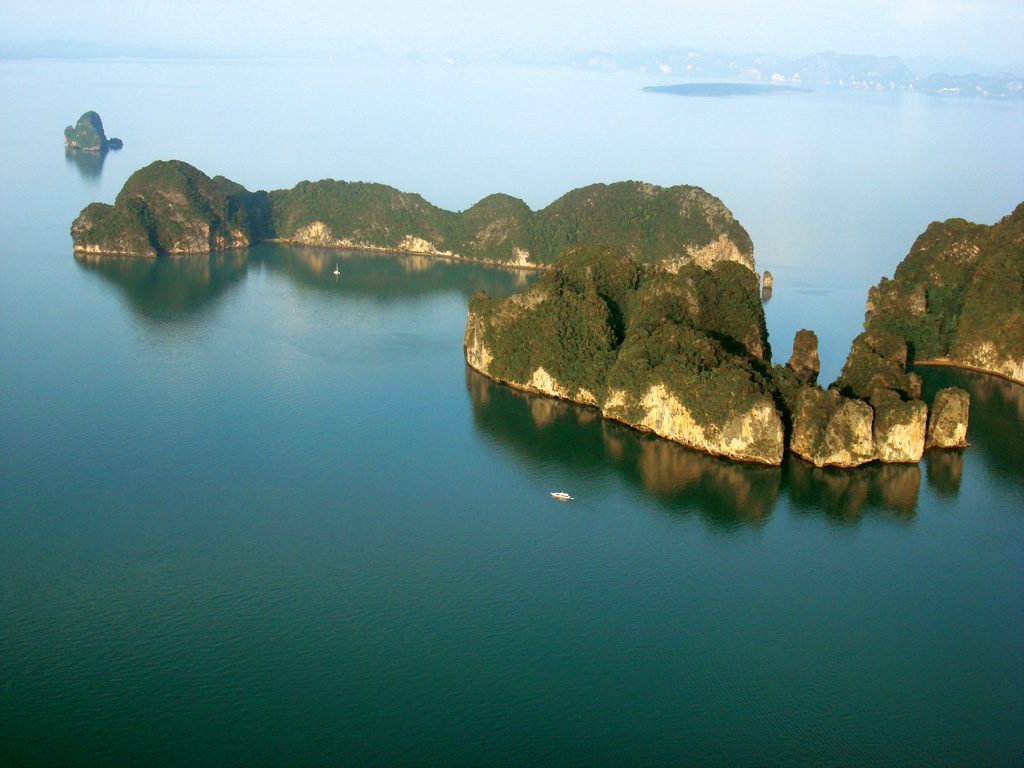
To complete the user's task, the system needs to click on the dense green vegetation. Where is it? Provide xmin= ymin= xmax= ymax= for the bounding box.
xmin=72 ymin=161 xmax=259 ymax=255
xmin=64 ymin=111 xmax=107 ymax=151
xmin=73 ymin=162 xmax=754 ymax=271
xmin=268 ymin=180 xmax=454 ymax=250
xmin=865 ymin=203 xmax=1023 ymax=379
xmin=266 ymin=178 xmax=753 ymax=267
xmin=832 ymin=330 xmax=921 ymax=402
xmin=530 ymin=182 xmax=753 ymax=266
xmin=470 ymin=246 xmax=772 ymax=426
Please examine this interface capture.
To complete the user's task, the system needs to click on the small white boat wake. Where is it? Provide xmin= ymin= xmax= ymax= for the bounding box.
xmin=550 ymin=491 xmax=574 ymax=501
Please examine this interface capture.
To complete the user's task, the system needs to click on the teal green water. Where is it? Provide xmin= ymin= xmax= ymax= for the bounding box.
xmin=1 ymin=59 xmax=1023 ymax=766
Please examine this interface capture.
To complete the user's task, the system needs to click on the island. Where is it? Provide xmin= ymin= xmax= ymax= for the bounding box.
xmin=65 ymin=111 xmax=109 ymax=151
xmin=70 ymin=160 xmax=753 ymax=271
xmin=71 ymin=159 xmax=1009 ymax=468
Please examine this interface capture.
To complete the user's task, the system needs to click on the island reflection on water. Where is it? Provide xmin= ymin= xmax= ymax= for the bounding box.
xmin=465 ymin=367 xmax=990 ymax=527
xmin=73 ymin=247 xmax=1021 ymax=528
xmin=74 ymin=249 xmax=251 ymax=322
xmin=65 ymin=147 xmax=106 ymax=181
xmin=257 ymin=244 xmax=534 ymax=300
xmin=75 ymin=245 xmax=535 ymax=322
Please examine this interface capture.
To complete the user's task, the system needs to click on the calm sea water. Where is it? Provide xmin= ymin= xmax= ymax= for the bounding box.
xmin=1 ymin=58 xmax=1022 ymax=767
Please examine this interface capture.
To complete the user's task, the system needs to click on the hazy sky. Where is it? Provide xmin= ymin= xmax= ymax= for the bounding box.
xmin=4 ymin=0 xmax=1023 ymax=66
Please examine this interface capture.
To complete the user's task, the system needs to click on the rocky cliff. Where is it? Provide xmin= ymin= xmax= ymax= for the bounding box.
xmin=465 ymin=245 xmax=783 ymax=464
xmin=777 ymin=329 xmax=972 ymax=467
xmin=72 ymin=162 xmax=754 ymax=272
xmin=64 ymin=111 xmax=108 ymax=151
xmin=865 ymin=203 xmax=1024 ymax=384
xmin=72 ymin=161 xmax=258 ymax=257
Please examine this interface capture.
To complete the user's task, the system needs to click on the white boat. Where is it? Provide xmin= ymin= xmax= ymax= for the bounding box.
xmin=550 ymin=491 xmax=574 ymax=501
xmin=333 ymin=264 xmax=341 ymax=276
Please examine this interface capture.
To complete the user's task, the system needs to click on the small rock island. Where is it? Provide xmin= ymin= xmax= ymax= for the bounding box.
xmin=64 ymin=111 xmax=122 ymax=152
xmin=70 ymin=159 xmax=1013 ymax=468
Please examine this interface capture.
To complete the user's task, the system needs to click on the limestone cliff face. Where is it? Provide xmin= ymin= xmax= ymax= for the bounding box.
xmin=463 ymin=328 xmax=786 ymax=465
xmin=871 ymin=390 xmax=928 ymax=463
xmin=629 ymin=384 xmax=783 ymax=465
xmin=464 ymin=310 xmax=494 ymax=375
xmin=789 ymin=386 xmax=929 ymax=467
xmin=790 ymin=388 xmax=875 ymax=468
xmin=953 ymin=342 xmax=1024 ymax=384
xmin=788 ymin=330 xmax=938 ymax=467
xmin=926 ymin=387 xmax=971 ymax=448
xmin=787 ymin=329 xmax=820 ymax=384
xmin=663 ymin=233 xmax=755 ymax=272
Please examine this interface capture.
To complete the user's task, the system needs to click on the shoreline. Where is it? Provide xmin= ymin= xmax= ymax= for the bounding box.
xmin=912 ymin=358 xmax=1024 ymax=386
xmin=464 ymin=357 xmax=784 ymax=468
xmin=262 ymin=238 xmax=551 ymax=271
xmin=74 ymin=240 xmax=550 ymax=272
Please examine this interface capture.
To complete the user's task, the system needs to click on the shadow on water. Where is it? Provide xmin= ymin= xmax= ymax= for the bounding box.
xmin=466 ymin=367 xmax=993 ymax=527
xmin=65 ymin=147 xmax=106 ymax=180
xmin=786 ymin=458 xmax=920 ymax=523
xmin=74 ymin=244 xmax=536 ymax=323
xmin=254 ymin=244 xmax=535 ymax=302
xmin=75 ymin=250 xmax=250 ymax=322
xmin=467 ymin=366 xmax=783 ymax=528
xmin=925 ymin=448 xmax=964 ymax=497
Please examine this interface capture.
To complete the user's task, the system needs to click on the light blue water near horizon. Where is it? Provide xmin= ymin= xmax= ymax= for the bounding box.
xmin=1 ymin=58 xmax=1023 ymax=766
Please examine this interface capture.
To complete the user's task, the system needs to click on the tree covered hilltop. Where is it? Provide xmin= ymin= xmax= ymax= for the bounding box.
xmin=70 ymin=160 xmax=753 ymax=271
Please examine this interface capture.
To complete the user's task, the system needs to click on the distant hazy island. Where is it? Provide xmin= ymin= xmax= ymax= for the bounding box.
xmin=71 ymin=161 xmax=1021 ymax=467
xmin=643 ymin=83 xmax=809 ymax=97
xmin=64 ymin=111 xmax=122 ymax=152
xmin=578 ymin=49 xmax=1024 ymax=99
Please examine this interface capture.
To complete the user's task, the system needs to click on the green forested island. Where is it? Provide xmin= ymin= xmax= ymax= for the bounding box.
xmin=64 ymin=111 xmax=108 ymax=151
xmin=64 ymin=111 xmax=122 ymax=152
xmin=71 ymin=160 xmax=753 ymax=270
xmin=71 ymin=160 xmax=1016 ymax=467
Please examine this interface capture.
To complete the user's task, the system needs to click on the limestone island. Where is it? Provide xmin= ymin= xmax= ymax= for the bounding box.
xmin=70 ymin=159 xmax=752 ymax=270
xmin=70 ymin=159 xmax=1011 ymax=468
xmin=64 ymin=111 xmax=121 ymax=152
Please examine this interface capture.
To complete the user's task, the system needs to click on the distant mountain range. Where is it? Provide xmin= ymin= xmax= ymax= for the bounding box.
xmin=558 ymin=49 xmax=1023 ymax=99
xmin=5 ymin=39 xmax=1020 ymax=99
